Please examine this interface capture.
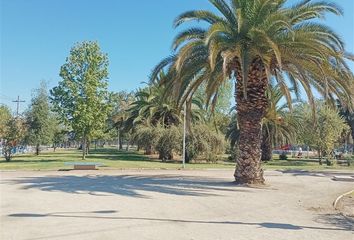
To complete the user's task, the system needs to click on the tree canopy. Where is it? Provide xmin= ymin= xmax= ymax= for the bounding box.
xmin=26 ymin=81 xmax=54 ymax=155
xmin=50 ymin=41 xmax=111 ymax=159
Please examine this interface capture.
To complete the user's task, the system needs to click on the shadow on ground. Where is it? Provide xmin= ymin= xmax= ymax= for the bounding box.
xmin=6 ymin=174 xmax=248 ymax=198
xmin=0 ymin=159 xmax=58 ymax=164
xmin=87 ymin=149 xmax=150 ymax=162
xmin=266 ymin=161 xmax=309 ymax=166
xmin=281 ymin=170 xmax=354 ymax=178
xmin=8 ymin=210 xmax=352 ymax=232
xmin=314 ymin=213 xmax=354 ymax=231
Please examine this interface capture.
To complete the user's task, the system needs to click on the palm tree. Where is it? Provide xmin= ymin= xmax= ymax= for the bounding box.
xmin=226 ymin=113 xmax=240 ymax=149
xmin=226 ymin=84 xmax=301 ymax=162
xmin=152 ymin=0 xmax=353 ymax=184
xmin=261 ymin=84 xmax=301 ymax=161
xmin=337 ymin=100 xmax=354 ymax=143
xmin=126 ymin=85 xmax=181 ymax=128
xmin=110 ymin=91 xmax=135 ymax=150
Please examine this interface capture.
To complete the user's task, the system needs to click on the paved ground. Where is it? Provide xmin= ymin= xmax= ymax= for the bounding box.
xmin=1 ymin=169 xmax=353 ymax=240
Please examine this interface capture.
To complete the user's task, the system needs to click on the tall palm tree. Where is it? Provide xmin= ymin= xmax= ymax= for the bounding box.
xmin=152 ymin=0 xmax=353 ymax=184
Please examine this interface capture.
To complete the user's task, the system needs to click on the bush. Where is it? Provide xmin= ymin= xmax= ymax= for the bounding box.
xmin=155 ymin=126 xmax=182 ymax=161
xmin=187 ymin=124 xmax=226 ymax=163
xmin=132 ymin=126 xmax=161 ymax=155
xmin=279 ymin=152 xmax=288 ymax=160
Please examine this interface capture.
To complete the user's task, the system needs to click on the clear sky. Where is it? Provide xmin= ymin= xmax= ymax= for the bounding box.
xmin=1 ymin=0 xmax=353 ymax=113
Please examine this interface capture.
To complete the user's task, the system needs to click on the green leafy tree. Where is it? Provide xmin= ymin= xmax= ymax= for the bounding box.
xmin=26 ymin=82 xmax=54 ymax=155
xmin=52 ymin=122 xmax=69 ymax=152
xmin=51 ymin=41 xmax=111 ymax=159
xmin=152 ymin=0 xmax=353 ymax=184
xmin=2 ymin=116 xmax=26 ymax=161
xmin=297 ymin=103 xmax=349 ymax=164
xmin=0 ymin=105 xmax=12 ymax=138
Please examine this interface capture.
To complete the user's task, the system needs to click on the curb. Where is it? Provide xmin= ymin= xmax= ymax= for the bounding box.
xmin=333 ymin=190 xmax=354 ymax=210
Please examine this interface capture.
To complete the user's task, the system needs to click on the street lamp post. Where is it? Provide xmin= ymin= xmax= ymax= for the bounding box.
xmin=182 ymin=101 xmax=186 ymax=169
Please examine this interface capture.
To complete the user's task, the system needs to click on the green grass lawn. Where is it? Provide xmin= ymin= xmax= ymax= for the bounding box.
xmin=0 ymin=148 xmax=235 ymax=170
xmin=0 ymin=148 xmax=353 ymax=171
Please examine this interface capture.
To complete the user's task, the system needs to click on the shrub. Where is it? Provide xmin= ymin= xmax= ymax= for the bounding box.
xmin=187 ymin=124 xmax=226 ymax=163
xmin=279 ymin=151 xmax=288 ymax=160
xmin=132 ymin=126 xmax=161 ymax=155
xmin=155 ymin=126 xmax=182 ymax=161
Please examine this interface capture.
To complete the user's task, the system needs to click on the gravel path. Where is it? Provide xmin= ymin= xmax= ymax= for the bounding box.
xmin=1 ymin=169 xmax=353 ymax=240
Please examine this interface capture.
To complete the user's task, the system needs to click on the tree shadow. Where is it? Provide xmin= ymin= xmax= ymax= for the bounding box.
xmin=266 ymin=161 xmax=309 ymax=167
xmin=0 ymin=159 xmax=58 ymax=163
xmin=7 ymin=174 xmax=249 ymax=198
xmin=8 ymin=210 xmax=351 ymax=232
xmin=87 ymin=149 xmax=150 ymax=162
xmin=314 ymin=213 xmax=354 ymax=231
xmin=281 ymin=170 xmax=354 ymax=178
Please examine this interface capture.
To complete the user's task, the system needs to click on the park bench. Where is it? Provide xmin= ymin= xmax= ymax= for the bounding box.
xmin=64 ymin=162 xmax=103 ymax=170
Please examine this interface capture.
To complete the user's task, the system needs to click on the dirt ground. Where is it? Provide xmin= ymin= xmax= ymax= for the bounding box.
xmin=1 ymin=169 xmax=353 ymax=240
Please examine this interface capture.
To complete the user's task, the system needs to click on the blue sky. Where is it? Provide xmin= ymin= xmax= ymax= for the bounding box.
xmin=1 ymin=0 xmax=353 ymax=113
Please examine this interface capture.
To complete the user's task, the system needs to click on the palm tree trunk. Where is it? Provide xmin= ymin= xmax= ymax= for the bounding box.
xmin=261 ymin=130 xmax=272 ymax=161
xmin=234 ymin=58 xmax=268 ymax=184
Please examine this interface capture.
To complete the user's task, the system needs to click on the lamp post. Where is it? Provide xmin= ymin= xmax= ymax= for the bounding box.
xmin=182 ymin=101 xmax=186 ymax=169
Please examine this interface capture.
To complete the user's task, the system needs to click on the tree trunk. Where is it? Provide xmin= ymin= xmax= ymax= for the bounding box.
xmin=86 ymin=141 xmax=90 ymax=155
xmin=117 ymin=129 xmax=123 ymax=150
xmin=4 ymin=144 xmax=12 ymax=162
xmin=119 ymin=136 xmax=123 ymax=150
xmin=35 ymin=144 xmax=40 ymax=155
xmin=261 ymin=131 xmax=272 ymax=161
xmin=350 ymin=126 xmax=354 ymax=144
xmin=233 ymin=58 xmax=268 ymax=184
xmin=145 ymin=145 xmax=153 ymax=155
xmin=117 ymin=129 xmax=120 ymax=150
xmin=82 ymin=137 xmax=86 ymax=160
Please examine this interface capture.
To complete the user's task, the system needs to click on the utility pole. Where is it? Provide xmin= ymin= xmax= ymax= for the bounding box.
xmin=12 ymin=96 xmax=25 ymax=116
